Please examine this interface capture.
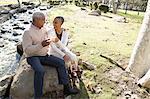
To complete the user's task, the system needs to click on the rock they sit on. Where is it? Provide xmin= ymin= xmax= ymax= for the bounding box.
xmin=10 ymin=59 xmax=64 ymax=99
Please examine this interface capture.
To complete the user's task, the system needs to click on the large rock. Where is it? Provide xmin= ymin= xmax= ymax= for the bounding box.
xmin=10 ymin=59 xmax=63 ymax=99
xmin=16 ymin=7 xmax=27 ymax=13
xmin=0 ymin=14 xmax=10 ymax=24
xmin=0 ymin=10 xmax=9 ymax=14
xmin=88 ymin=10 xmax=101 ymax=16
xmin=0 ymin=75 xmax=13 ymax=97
xmin=7 ymin=4 xmax=18 ymax=9
xmin=113 ymin=16 xmax=127 ymax=23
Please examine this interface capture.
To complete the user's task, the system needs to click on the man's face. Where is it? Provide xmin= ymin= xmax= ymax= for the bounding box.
xmin=53 ymin=18 xmax=62 ymax=30
xmin=34 ymin=17 xmax=45 ymax=29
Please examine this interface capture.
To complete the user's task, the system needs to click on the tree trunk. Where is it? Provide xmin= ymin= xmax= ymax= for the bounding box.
xmin=112 ymin=0 xmax=117 ymax=14
xmin=17 ymin=0 xmax=21 ymax=8
xmin=138 ymin=10 xmax=139 ymax=15
xmin=109 ymin=0 xmax=118 ymax=14
xmin=125 ymin=2 xmax=128 ymax=14
xmin=126 ymin=0 xmax=150 ymax=78
xmin=102 ymin=0 xmax=106 ymax=4
xmin=109 ymin=0 xmax=112 ymax=8
xmin=39 ymin=0 xmax=42 ymax=5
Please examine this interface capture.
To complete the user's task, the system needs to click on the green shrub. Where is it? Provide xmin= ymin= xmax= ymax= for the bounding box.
xmin=47 ymin=0 xmax=54 ymax=5
xmin=93 ymin=2 xmax=98 ymax=10
xmin=98 ymin=4 xmax=109 ymax=13
xmin=89 ymin=2 xmax=93 ymax=10
xmin=75 ymin=1 xmax=80 ymax=6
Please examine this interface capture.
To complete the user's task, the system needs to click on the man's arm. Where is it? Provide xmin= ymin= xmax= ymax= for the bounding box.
xmin=22 ymin=31 xmax=43 ymax=56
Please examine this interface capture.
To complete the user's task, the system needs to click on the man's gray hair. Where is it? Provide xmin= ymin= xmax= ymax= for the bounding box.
xmin=32 ymin=12 xmax=45 ymax=21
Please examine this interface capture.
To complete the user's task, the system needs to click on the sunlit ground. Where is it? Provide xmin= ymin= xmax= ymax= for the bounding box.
xmin=47 ymin=5 xmax=144 ymax=98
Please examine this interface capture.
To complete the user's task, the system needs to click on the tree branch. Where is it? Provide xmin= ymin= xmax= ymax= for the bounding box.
xmin=100 ymin=54 xmax=125 ymax=70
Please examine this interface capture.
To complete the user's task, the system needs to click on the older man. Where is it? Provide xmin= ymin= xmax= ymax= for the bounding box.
xmin=22 ymin=12 xmax=78 ymax=99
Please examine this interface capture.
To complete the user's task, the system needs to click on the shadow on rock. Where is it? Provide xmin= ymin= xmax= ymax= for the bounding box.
xmin=72 ymin=80 xmax=90 ymax=99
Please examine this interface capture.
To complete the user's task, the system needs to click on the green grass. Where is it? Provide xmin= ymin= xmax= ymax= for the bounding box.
xmin=0 ymin=0 xmax=17 ymax=4
xmin=48 ymin=5 xmax=79 ymax=22
xmin=0 ymin=0 xmax=40 ymax=5
xmin=118 ymin=9 xmax=145 ymax=23
xmin=48 ymin=5 xmax=143 ymax=99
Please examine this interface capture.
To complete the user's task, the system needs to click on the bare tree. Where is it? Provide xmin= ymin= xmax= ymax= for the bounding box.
xmin=17 ymin=0 xmax=21 ymax=8
xmin=39 ymin=0 xmax=42 ymax=5
xmin=124 ymin=1 xmax=128 ymax=14
xmin=102 ymin=0 xmax=107 ymax=4
xmin=109 ymin=0 xmax=118 ymax=14
xmin=126 ymin=0 xmax=150 ymax=78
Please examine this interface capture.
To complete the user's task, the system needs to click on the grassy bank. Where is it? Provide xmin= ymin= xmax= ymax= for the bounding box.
xmin=48 ymin=5 xmax=142 ymax=99
xmin=118 ymin=9 xmax=144 ymax=23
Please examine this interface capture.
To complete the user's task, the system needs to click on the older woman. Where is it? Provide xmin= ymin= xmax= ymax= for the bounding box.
xmin=48 ymin=16 xmax=78 ymax=71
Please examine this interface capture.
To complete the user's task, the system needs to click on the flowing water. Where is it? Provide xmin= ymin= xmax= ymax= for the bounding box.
xmin=0 ymin=5 xmax=52 ymax=78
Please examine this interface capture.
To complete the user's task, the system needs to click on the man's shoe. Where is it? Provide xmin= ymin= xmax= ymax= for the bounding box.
xmin=64 ymin=87 xmax=79 ymax=95
xmin=64 ymin=84 xmax=79 ymax=95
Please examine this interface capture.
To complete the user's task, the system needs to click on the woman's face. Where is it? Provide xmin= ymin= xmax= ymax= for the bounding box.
xmin=53 ymin=18 xmax=62 ymax=30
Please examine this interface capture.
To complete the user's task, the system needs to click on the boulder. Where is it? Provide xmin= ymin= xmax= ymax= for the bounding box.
xmin=27 ymin=5 xmax=35 ymax=9
xmin=8 ymin=4 xmax=19 ymax=9
xmin=0 ymin=28 xmax=11 ymax=34
xmin=39 ymin=6 xmax=47 ymax=10
xmin=16 ymin=7 xmax=27 ymax=13
xmin=9 ymin=9 xmax=17 ymax=15
xmin=0 ymin=44 xmax=4 ymax=48
xmin=23 ymin=21 xmax=30 ymax=24
xmin=47 ymin=5 xmax=53 ymax=9
xmin=113 ymin=16 xmax=127 ymax=23
xmin=13 ymin=26 xmax=25 ymax=30
xmin=88 ymin=10 xmax=101 ymax=16
xmin=0 ymin=75 xmax=14 ymax=97
xmin=81 ymin=8 xmax=87 ymax=11
xmin=0 ymin=10 xmax=9 ymax=14
xmin=0 ymin=14 xmax=10 ymax=24
xmin=22 ymin=2 xmax=34 ymax=6
xmin=10 ymin=59 xmax=63 ymax=99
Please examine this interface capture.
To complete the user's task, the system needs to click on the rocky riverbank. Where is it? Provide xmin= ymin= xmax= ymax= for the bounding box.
xmin=0 ymin=2 xmax=53 ymax=78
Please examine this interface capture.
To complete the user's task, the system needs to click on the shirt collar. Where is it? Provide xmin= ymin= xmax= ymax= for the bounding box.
xmin=31 ymin=24 xmax=41 ymax=30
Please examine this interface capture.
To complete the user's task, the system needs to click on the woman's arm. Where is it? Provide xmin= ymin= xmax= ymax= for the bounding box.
xmin=51 ymin=37 xmax=68 ymax=52
xmin=61 ymin=31 xmax=69 ymax=46
xmin=50 ymin=39 xmax=71 ymax=62
xmin=50 ymin=42 xmax=65 ymax=57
